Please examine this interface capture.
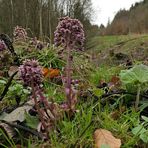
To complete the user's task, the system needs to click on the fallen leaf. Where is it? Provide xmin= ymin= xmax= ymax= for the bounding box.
xmin=110 ymin=106 xmax=126 ymax=120
xmin=16 ymin=144 xmax=22 ymax=148
xmin=8 ymin=66 xmax=18 ymax=77
xmin=49 ymin=68 xmax=60 ymax=79
xmin=94 ymin=129 xmax=121 ymax=148
xmin=110 ymin=76 xmax=120 ymax=85
xmin=0 ymin=100 xmax=34 ymax=122
xmin=0 ymin=122 xmax=16 ymax=138
xmin=42 ymin=68 xmax=60 ymax=79
xmin=108 ymin=76 xmax=121 ymax=92
xmin=42 ymin=68 xmax=49 ymax=77
xmin=8 ymin=66 xmax=20 ymax=79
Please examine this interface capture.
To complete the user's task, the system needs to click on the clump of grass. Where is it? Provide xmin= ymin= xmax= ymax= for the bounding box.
xmin=89 ymin=65 xmax=122 ymax=86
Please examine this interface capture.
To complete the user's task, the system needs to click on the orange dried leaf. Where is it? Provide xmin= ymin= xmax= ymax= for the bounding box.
xmin=42 ymin=68 xmax=49 ymax=77
xmin=42 ymin=68 xmax=60 ymax=79
xmin=94 ymin=129 xmax=121 ymax=148
xmin=49 ymin=68 xmax=60 ymax=79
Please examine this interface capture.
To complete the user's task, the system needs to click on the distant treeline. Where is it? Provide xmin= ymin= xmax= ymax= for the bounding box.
xmin=0 ymin=0 xmax=99 ymax=41
xmin=99 ymin=0 xmax=148 ymax=35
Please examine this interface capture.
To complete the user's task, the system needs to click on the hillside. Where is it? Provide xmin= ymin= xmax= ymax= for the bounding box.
xmin=104 ymin=0 xmax=148 ymax=35
xmin=87 ymin=34 xmax=148 ymax=66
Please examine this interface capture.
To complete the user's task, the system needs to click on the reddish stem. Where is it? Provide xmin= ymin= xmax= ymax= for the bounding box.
xmin=66 ymin=44 xmax=72 ymax=108
xmin=31 ymin=83 xmax=48 ymax=137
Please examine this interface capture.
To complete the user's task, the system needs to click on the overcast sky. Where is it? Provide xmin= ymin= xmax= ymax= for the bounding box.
xmin=91 ymin=0 xmax=143 ymax=26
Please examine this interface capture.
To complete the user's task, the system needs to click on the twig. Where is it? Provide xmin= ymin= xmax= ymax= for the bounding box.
xmin=0 ymin=71 xmax=18 ymax=101
xmin=88 ymin=90 xmax=148 ymax=105
xmin=0 ymin=120 xmax=44 ymax=140
xmin=101 ymin=91 xmax=148 ymax=102
xmin=0 ymin=34 xmax=20 ymax=65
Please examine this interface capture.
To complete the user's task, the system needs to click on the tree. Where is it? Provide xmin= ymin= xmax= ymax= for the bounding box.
xmin=38 ymin=0 xmax=43 ymax=39
xmin=0 ymin=0 xmax=95 ymax=40
xmin=10 ymin=0 xmax=14 ymax=33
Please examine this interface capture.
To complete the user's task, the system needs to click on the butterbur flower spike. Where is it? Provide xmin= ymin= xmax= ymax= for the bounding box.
xmin=19 ymin=59 xmax=43 ymax=87
xmin=13 ymin=26 xmax=28 ymax=41
xmin=54 ymin=16 xmax=85 ymax=50
xmin=54 ymin=16 xmax=85 ymax=111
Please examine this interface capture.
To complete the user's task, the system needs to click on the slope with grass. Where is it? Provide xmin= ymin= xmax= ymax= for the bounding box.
xmin=87 ymin=34 xmax=148 ymax=66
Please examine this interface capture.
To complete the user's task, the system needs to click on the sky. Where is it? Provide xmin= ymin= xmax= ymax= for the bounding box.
xmin=91 ymin=0 xmax=143 ymax=26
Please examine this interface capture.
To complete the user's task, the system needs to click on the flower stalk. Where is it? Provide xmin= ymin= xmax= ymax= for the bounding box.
xmin=54 ymin=16 xmax=85 ymax=110
xmin=19 ymin=59 xmax=50 ymax=137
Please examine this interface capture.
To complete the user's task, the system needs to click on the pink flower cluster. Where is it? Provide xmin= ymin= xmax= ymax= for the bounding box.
xmin=54 ymin=16 xmax=85 ymax=50
xmin=0 ymin=39 xmax=7 ymax=51
xmin=13 ymin=26 xmax=28 ymax=41
xmin=19 ymin=59 xmax=43 ymax=87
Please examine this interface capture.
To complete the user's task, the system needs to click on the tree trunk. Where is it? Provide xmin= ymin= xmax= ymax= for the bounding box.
xmin=10 ymin=0 xmax=14 ymax=34
xmin=24 ymin=0 xmax=28 ymax=28
xmin=39 ymin=0 xmax=43 ymax=40
xmin=48 ymin=0 xmax=52 ymax=44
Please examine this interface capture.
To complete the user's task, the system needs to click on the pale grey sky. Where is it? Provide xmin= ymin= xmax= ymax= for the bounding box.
xmin=91 ymin=0 xmax=143 ymax=26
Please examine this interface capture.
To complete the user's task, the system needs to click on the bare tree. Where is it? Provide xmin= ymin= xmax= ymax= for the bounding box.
xmin=10 ymin=0 xmax=14 ymax=33
xmin=38 ymin=0 xmax=43 ymax=39
xmin=48 ymin=0 xmax=53 ymax=43
xmin=0 ymin=0 xmax=95 ymax=39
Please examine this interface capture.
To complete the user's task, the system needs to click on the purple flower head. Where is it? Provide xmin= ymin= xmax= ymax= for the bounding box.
xmin=0 ymin=39 xmax=7 ymax=51
xmin=54 ymin=16 xmax=85 ymax=50
xmin=13 ymin=26 xmax=28 ymax=41
xmin=19 ymin=59 xmax=43 ymax=87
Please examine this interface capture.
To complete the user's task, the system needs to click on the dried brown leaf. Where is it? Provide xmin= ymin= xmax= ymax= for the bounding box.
xmin=1 ymin=100 xmax=34 ymax=122
xmin=110 ymin=106 xmax=126 ymax=120
xmin=94 ymin=129 xmax=121 ymax=148
xmin=0 ymin=122 xmax=16 ymax=138
xmin=8 ymin=66 xmax=20 ymax=79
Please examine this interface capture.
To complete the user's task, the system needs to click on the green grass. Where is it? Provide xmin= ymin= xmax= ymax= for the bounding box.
xmin=87 ymin=34 xmax=148 ymax=54
xmin=87 ymin=35 xmax=134 ymax=51
xmin=89 ymin=65 xmax=122 ymax=86
xmin=86 ymin=34 xmax=148 ymax=67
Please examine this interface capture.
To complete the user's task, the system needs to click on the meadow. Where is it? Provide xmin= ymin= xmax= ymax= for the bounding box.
xmin=0 ymin=22 xmax=148 ymax=148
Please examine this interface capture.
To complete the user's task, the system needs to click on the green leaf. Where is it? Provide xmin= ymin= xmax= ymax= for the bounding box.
xmin=23 ymin=88 xmax=30 ymax=94
xmin=140 ymin=132 xmax=148 ymax=143
xmin=93 ymin=88 xmax=104 ymax=97
xmin=141 ymin=116 xmax=148 ymax=122
xmin=139 ymin=103 xmax=148 ymax=112
xmin=120 ymin=64 xmax=148 ymax=85
xmin=0 ymin=80 xmax=6 ymax=84
xmin=25 ymin=113 xmax=40 ymax=129
xmin=132 ymin=125 xmax=146 ymax=135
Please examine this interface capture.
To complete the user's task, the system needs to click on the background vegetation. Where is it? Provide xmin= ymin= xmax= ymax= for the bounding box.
xmin=100 ymin=0 xmax=148 ymax=35
xmin=0 ymin=0 xmax=99 ymax=41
